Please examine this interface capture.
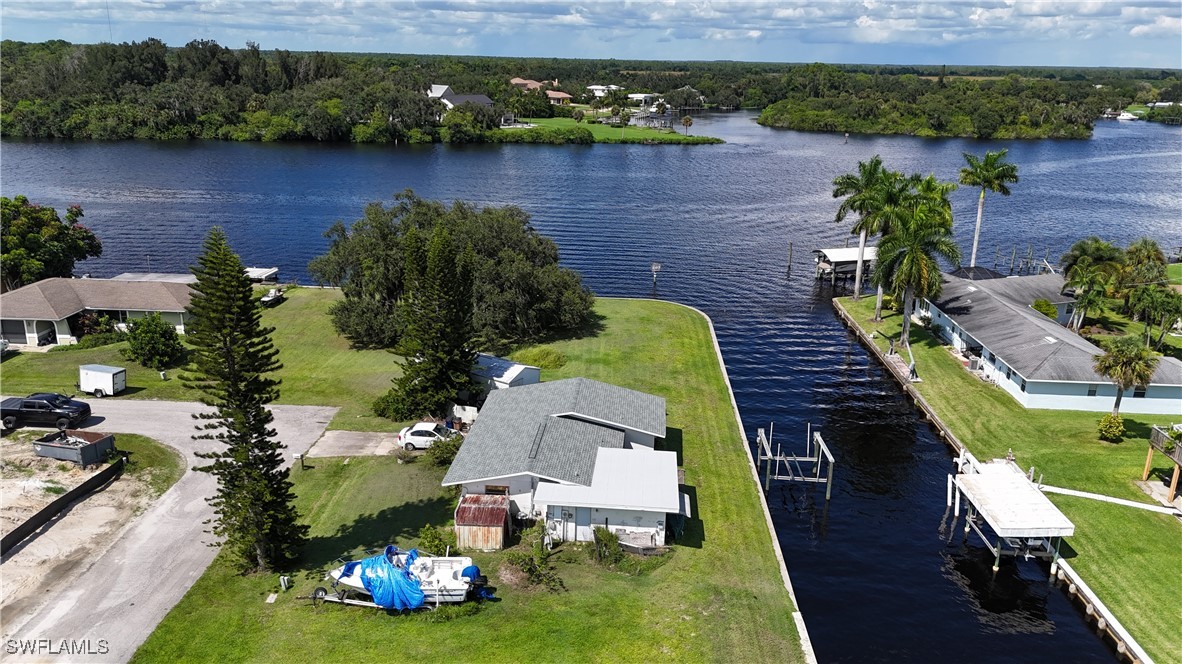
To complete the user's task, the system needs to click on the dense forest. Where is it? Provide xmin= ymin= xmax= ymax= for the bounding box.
xmin=2 ymin=38 xmax=1180 ymax=142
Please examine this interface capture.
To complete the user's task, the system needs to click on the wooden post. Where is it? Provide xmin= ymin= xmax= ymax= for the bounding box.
xmin=1169 ymin=464 xmax=1180 ymax=503
xmin=1009 ymin=246 xmax=1017 ymax=273
xmin=1142 ymin=445 xmax=1155 ymax=481
xmin=787 ymin=242 xmax=793 ymax=273
xmin=825 ymin=460 xmax=834 ymax=501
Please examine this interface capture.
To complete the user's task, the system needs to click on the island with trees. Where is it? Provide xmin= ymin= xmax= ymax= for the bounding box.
xmin=2 ymin=39 xmax=1179 ymax=144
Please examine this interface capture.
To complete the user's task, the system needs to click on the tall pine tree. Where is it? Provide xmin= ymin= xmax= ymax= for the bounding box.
xmin=187 ymin=228 xmax=307 ymax=572
xmin=384 ymin=224 xmax=476 ymax=418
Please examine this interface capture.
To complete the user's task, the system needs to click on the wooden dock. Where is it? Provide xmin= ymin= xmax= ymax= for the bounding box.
xmin=831 ymin=297 xmax=1154 ymax=664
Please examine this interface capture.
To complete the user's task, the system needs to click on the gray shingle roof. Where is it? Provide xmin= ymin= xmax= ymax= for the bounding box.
xmin=931 ymin=273 xmax=1182 ymax=385
xmin=0 ymin=278 xmax=192 ymax=320
xmin=442 ymin=378 xmax=666 ymax=486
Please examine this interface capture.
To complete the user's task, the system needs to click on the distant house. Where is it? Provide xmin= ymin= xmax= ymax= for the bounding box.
xmin=442 ymin=378 xmax=685 ymax=549
xmin=426 ymin=84 xmax=495 ymax=110
xmin=545 ymin=90 xmax=573 ymax=105
xmin=627 ymin=92 xmax=659 ymax=107
xmin=586 ymin=84 xmax=622 ymax=98
xmin=921 ymin=272 xmax=1182 ymax=414
xmin=0 ymin=277 xmax=192 ymax=346
xmin=510 ymin=77 xmax=549 ymax=91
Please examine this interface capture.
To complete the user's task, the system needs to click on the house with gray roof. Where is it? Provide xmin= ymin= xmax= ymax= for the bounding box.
xmin=443 ymin=377 xmax=684 ymax=549
xmin=922 ymin=272 xmax=1182 ymax=414
xmin=0 ymin=277 xmax=192 ymax=346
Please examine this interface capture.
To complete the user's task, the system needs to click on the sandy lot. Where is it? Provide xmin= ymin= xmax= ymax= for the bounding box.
xmin=0 ymin=434 xmax=155 ymax=623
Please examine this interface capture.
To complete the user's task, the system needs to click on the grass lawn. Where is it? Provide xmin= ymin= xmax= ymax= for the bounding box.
xmin=839 ymin=296 xmax=1181 ymax=662
xmin=526 ymin=116 xmax=721 ymax=143
xmin=1085 ymin=298 xmax=1182 ymax=363
xmin=1168 ymin=262 xmax=1182 ymax=285
xmin=133 ymin=298 xmax=803 ymax=663
xmin=0 ymin=288 xmax=401 ymax=432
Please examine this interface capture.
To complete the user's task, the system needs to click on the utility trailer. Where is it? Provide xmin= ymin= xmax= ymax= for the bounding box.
xmin=79 ymin=364 xmax=127 ymax=397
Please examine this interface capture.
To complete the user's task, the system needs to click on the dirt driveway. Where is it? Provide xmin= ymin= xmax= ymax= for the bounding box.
xmin=0 ymin=399 xmax=336 ymax=663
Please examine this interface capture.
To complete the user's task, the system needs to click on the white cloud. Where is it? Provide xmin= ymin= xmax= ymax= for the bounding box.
xmin=1129 ymin=14 xmax=1182 ymax=37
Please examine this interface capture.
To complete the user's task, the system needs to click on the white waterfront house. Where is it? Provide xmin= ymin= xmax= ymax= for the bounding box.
xmin=921 ymin=272 xmax=1182 ymax=415
xmin=442 ymin=377 xmax=686 ymax=549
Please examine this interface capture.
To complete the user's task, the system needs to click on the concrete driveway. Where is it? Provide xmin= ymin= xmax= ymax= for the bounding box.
xmin=0 ymin=398 xmax=336 ymax=663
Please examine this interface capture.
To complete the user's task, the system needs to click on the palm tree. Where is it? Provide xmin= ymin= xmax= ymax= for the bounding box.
xmin=864 ymin=171 xmax=921 ymax=320
xmin=832 ymin=156 xmax=886 ymax=300
xmin=681 ymin=115 xmax=693 ymax=135
xmin=959 ymin=149 xmax=1019 ymax=268
xmin=872 ymin=197 xmax=962 ymax=349
xmin=1060 ymin=236 xmax=1123 ymax=275
xmin=1066 ymin=256 xmax=1109 ymax=330
xmin=1093 ymin=335 xmax=1159 ymax=417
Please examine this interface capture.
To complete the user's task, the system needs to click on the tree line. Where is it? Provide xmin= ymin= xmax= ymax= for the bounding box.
xmin=3 ymin=39 xmax=1179 ymax=143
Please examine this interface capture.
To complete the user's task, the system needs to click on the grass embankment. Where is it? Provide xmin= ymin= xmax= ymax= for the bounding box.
xmin=839 ymin=296 xmax=1181 ymax=662
xmin=513 ymin=116 xmax=722 ymax=144
xmin=0 ymin=288 xmax=400 ymax=432
xmin=1168 ymin=262 xmax=1182 ymax=285
xmin=133 ymin=298 xmax=802 ymax=663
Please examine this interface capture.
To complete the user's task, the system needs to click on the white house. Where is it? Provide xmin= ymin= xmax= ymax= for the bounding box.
xmin=0 ymin=277 xmax=191 ymax=346
xmin=442 ymin=377 xmax=684 ymax=548
xmin=586 ymin=84 xmax=622 ymax=98
xmin=921 ymin=272 xmax=1182 ymax=414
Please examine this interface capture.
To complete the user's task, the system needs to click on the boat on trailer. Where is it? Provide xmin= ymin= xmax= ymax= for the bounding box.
xmin=312 ymin=545 xmax=486 ymax=610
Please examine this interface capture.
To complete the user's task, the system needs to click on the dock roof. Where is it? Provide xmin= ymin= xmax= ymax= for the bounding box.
xmin=955 ymin=462 xmax=1074 ymax=538
xmin=814 ymin=246 xmax=877 ymax=264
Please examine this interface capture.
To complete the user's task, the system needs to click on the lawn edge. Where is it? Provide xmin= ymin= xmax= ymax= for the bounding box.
xmin=603 ymin=296 xmax=817 ymax=664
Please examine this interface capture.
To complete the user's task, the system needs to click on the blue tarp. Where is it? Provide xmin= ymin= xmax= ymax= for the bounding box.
xmin=342 ymin=545 xmax=425 ymax=610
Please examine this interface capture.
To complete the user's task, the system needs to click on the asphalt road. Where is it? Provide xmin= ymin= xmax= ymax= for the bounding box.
xmin=1 ymin=398 xmax=337 ymax=663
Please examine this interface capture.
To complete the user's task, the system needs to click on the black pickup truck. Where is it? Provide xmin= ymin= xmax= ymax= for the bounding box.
xmin=1 ymin=393 xmax=92 ymax=431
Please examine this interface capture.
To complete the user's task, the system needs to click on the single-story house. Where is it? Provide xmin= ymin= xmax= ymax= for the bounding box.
xmin=545 ymin=90 xmax=573 ymax=105
xmin=510 ymin=77 xmax=549 ymax=91
xmin=627 ymin=92 xmax=659 ymax=106
xmin=921 ymin=272 xmax=1182 ymax=414
xmin=0 ymin=277 xmax=191 ymax=346
xmin=440 ymin=94 xmax=495 ymax=111
xmin=442 ymin=377 xmax=684 ymax=549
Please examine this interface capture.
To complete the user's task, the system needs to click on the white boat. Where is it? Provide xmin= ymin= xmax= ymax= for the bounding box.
xmin=1117 ymin=111 xmax=1139 ymax=121
xmin=320 ymin=546 xmax=483 ymax=609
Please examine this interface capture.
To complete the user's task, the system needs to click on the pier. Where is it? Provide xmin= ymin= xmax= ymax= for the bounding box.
xmin=813 ymin=246 xmax=877 ymax=286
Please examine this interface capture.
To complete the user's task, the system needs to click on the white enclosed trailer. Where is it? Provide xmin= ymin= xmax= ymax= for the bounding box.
xmin=79 ymin=364 xmax=127 ymax=397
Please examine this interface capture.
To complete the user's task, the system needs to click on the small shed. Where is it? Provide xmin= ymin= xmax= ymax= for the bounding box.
xmin=454 ymin=494 xmax=510 ymax=551
xmin=472 ymin=353 xmax=541 ymax=392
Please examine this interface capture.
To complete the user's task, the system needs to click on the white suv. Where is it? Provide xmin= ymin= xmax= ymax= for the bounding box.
xmin=397 ymin=422 xmax=451 ymax=450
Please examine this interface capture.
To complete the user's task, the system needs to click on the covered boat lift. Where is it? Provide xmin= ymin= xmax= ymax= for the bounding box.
xmin=813 ymin=246 xmax=877 ymax=286
xmin=948 ymin=452 xmax=1074 ymax=575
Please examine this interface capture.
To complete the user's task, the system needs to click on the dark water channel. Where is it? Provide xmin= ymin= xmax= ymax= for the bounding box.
xmin=3 ymin=114 xmax=1179 ymax=661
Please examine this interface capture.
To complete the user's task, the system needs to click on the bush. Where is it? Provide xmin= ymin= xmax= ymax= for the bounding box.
xmin=394 ymin=447 xmax=415 ymax=464
xmin=424 ymin=434 xmax=464 ymax=467
xmin=505 ymin=523 xmax=564 ymax=593
xmin=591 ymin=526 xmax=624 ymax=566
xmin=509 ymin=346 xmax=567 ymax=370
xmin=418 ymin=523 xmax=458 ymax=556
xmin=328 ymin=297 xmax=401 ymax=350
xmin=882 ymin=294 xmax=901 ymax=312
xmin=47 ymin=331 xmax=125 ymax=352
xmin=1097 ymin=413 xmax=1125 ymax=442
xmin=1032 ymin=299 xmax=1058 ymax=319
xmin=372 ymin=388 xmax=413 ymax=420
xmin=123 ymin=313 xmax=185 ymax=369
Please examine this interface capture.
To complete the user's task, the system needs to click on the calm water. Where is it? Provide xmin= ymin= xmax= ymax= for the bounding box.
xmin=3 ymin=115 xmax=1180 ymax=661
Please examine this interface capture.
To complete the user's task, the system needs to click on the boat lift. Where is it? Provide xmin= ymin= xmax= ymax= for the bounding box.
xmin=756 ymin=423 xmax=835 ymax=500
xmin=947 ymin=451 xmax=1075 ymax=576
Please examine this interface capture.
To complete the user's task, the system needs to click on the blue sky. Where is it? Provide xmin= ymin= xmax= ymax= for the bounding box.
xmin=2 ymin=1 xmax=1179 ymax=69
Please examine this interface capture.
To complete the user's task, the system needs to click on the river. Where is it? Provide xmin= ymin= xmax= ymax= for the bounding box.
xmin=3 ymin=113 xmax=1180 ymax=661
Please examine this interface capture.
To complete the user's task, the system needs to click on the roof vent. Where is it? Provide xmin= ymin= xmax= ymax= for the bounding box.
xmin=967 ymin=286 xmax=978 ymax=293
xmin=1043 ymin=336 xmax=1057 ymax=344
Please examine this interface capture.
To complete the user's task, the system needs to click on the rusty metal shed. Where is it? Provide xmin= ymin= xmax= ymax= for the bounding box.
xmin=454 ymin=494 xmax=509 ymax=551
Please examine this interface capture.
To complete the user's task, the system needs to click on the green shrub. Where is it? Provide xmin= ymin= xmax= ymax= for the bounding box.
xmin=47 ymin=331 xmax=125 ymax=352
xmin=418 ymin=523 xmax=458 ymax=556
xmin=506 ymin=523 xmax=565 ymax=592
xmin=424 ymin=434 xmax=464 ymax=467
xmin=123 ymin=313 xmax=185 ymax=369
xmin=1097 ymin=413 xmax=1125 ymax=442
xmin=372 ymin=388 xmax=413 ymax=420
xmin=591 ymin=526 xmax=624 ymax=566
xmin=1032 ymin=299 xmax=1058 ymax=319
xmin=509 ymin=346 xmax=567 ymax=370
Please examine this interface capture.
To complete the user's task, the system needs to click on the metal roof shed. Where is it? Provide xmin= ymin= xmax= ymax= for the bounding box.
xmin=454 ymin=494 xmax=510 ymax=551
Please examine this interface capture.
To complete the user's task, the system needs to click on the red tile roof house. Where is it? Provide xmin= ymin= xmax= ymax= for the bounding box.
xmin=0 ymin=277 xmax=191 ymax=347
xmin=545 ymin=90 xmax=573 ymax=105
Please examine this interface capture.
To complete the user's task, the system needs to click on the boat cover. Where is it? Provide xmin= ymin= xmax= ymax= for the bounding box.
xmin=340 ymin=546 xmax=426 ymax=610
